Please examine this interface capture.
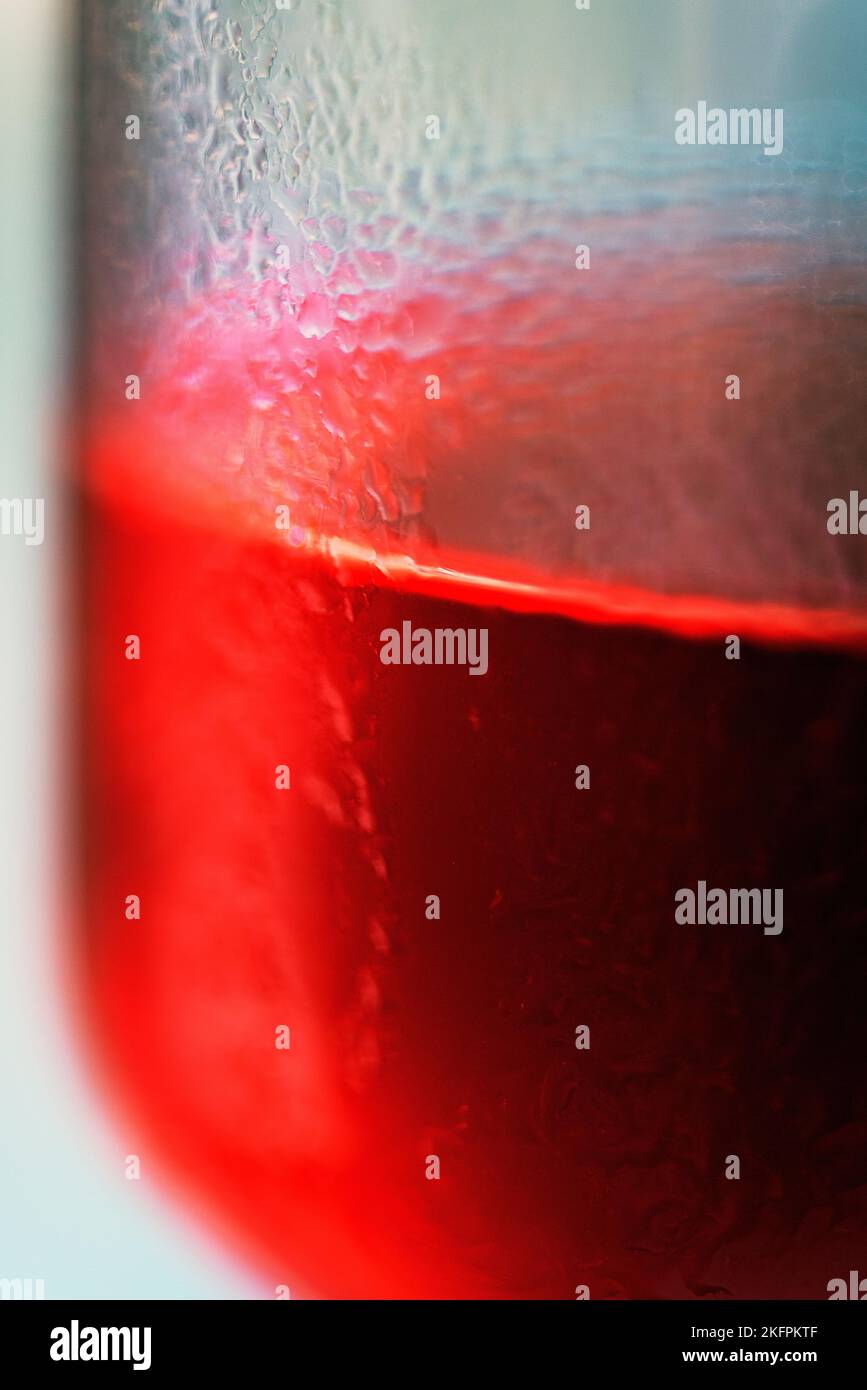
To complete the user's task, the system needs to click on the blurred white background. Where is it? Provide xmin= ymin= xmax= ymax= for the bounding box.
xmin=0 ymin=0 xmax=253 ymax=1299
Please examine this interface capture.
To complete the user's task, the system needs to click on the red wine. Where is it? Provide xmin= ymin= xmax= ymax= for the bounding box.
xmin=78 ymin=487 xmax=867 ymax=1300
